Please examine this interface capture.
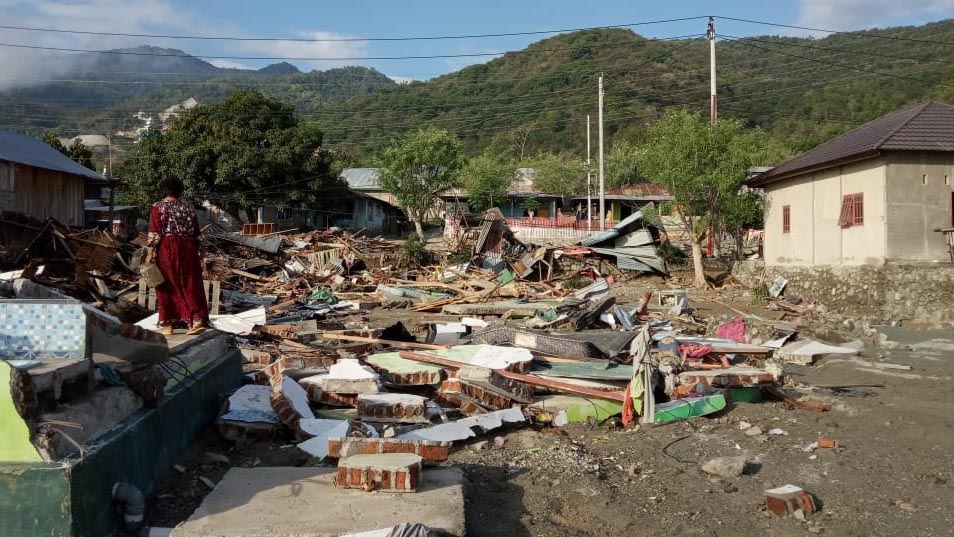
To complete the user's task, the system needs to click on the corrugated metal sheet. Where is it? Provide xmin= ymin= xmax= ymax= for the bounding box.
xmin=340 ymin=168 xmax=383 ymax=190
xmin=0 ymin=129 xmax=104 ymax=181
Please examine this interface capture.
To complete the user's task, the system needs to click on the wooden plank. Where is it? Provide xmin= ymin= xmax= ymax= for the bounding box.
xmin=398 ymin=351 xmax=625 ymax=402
xmin=321 ymin=334 xmax=447 ymax=351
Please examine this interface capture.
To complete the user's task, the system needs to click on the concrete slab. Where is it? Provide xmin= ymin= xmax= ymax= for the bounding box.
xmin=172 ymin=466 xmax=465 ymax=537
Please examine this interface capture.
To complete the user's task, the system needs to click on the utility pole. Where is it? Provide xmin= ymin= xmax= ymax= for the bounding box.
xmin=106 ymin=134 xmax=115 ymax=233
xmin=598 ymin=74 xmax=606 ymax=231
xmin=586 ymin=114 xmax=592 ymax=231
xmin=707 ymin=16 xmax=717 ymax=124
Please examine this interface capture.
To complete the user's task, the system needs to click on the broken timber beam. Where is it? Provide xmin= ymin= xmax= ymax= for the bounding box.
xmin=323 ymin=334 xmax=448 ymax=351
xmin=398 ymin=351 xmax=625 ymax=402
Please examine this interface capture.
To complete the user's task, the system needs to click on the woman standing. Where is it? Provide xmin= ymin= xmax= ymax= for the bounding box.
xmin=144 ymin=178 xmax=209 ymax=335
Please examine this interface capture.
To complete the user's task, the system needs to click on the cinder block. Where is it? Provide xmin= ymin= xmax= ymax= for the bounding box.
xmin=765 ymin=485 xmax=817 ymax=517
xmin=335 ymin=453 xmax=423 ymax=492
xmin=218 ymin=419 xmax=277 ymax=442
xmin=327 ymin=437 xmax=450 ymax=462
xmin=357 ymin=393 xmax=428 ymax=422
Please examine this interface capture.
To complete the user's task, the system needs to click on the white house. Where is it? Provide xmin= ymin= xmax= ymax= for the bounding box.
xmin=749 ymin=102 xmax=954 ymax=266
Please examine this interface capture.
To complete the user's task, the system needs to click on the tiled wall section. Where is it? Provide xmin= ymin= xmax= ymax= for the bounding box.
xmin=0 ymin=300 xmax=87 ymax=360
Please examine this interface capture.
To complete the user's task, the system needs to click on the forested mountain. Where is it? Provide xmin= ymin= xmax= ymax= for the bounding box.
xmin=1 ymin=47 xmax=395 ymax=136
xmin=5 ymin=18 xmax=954 ymax=159
xmin=313 ymin=19 xmax=954 ymax=156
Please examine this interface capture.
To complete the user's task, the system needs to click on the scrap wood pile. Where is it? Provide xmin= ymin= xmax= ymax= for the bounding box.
xmin=214 ymin=268 xmax=866 ymax=496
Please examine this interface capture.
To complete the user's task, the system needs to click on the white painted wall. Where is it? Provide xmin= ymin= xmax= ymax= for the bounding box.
xmin=764 ymin=158 xmax=886 ymax=266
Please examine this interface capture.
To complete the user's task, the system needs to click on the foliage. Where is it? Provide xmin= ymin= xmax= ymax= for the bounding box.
xmin=637 ymin=110 xmax=766 ymax=286
xmin=656 ymin=242 xmax=687 ymax=265
xmin=379 ymin=127 xmax=463 ymax=238
xmin=401 ymin=233 xmax=433 ymax=267
xmin=42 ymin=133 xmax=95 ymax=170
xmin=751 ymin=285 xmax=770 ymax=306
xmin=523 ymin=152 xmax=585 ymax=197
xmin=520 ymin=195 xmax=541 ymax=214
xmin=459 ymin=149 xmax=515 ymax=212
xmin=604 ymin=140 xmax=644 ymax=189
xmin=722 ymin=189 xmax=764 ymax=232
xmin=115 ymin=90 xmax=349 ymax=219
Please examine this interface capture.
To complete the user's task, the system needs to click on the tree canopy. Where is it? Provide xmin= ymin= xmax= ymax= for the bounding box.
xmin=379 ymin=127 xmax=463 ymax=238
xmin=116 ymin=90 xmax=349 ymax=219
xmin=42 ymin=134 xmax=95 ymax=171
xmin=638 ymin=110 xmax=766 ymax=286
xmin=459 ymin=149 xmax=515 ymax=212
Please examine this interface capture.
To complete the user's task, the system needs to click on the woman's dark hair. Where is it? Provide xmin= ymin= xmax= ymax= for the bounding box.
xmin=159 ymin=178 xmax=185 ymax=199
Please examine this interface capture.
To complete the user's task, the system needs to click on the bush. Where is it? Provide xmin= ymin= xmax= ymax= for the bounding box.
xmin=401 ymin=233 xmax=433 ymax=267
xmin=656 ymin=242 xmax=687 ymax=265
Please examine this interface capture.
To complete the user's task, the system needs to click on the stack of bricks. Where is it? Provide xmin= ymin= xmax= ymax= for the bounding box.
xmin=334 ymin=453 xmax=423 ymax=493
xmin=356 ymin=393 xmax=429 ymax=422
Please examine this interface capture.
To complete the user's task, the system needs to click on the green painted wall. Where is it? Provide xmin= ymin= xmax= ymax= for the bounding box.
xmin=0 ymin=361 xmax=42 ymax=463
xmin=0 ymin=464 xmax=71 ymax=537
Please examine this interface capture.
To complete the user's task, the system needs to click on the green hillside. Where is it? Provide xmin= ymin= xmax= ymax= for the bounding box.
xmin=5 ymin=18 xmax=954 ymax=160
xmin=314 ymin=19 xmax=954 ymax=155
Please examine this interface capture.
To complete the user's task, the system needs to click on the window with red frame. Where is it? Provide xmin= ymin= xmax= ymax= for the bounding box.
xmin=838 ymin=193 xmax=864 ymax=227
xmin=782 ymin=205 xmax=791 ymax=233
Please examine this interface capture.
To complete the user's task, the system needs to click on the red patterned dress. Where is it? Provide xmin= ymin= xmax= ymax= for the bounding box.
xmin=148 ymin=199 xmax=209 ymax=327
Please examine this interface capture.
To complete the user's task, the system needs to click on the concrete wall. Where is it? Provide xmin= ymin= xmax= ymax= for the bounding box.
xmin=732 ymin=260 xmax=954 ymax=327
xmin=883 ymin=151 xmax=954 ymax=262
xmin=764 ymin=158 xmax=886 ymax=266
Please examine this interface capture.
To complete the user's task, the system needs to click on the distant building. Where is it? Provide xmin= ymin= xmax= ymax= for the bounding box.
xmin=749 ymin=101 xmax=954 ymax=266
xmin=339 ymin=168 xmax=405 ymax=233
xmin=0 ymin=129 xmax=105 ymax=225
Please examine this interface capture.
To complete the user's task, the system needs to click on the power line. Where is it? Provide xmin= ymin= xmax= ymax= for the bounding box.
xmin=0 ymin=16 xmax=707 ymax=43
xmin=720 ymin=34 xmax=954 ymax=66
xmin=715 ymin=16 xmax=954 ymax=47
xmin=0 ymin=33 xmax=703 ymax=62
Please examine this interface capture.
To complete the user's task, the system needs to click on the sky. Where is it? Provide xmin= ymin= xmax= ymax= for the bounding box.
xmin=2 ymin=0 xmax=954 ymax=87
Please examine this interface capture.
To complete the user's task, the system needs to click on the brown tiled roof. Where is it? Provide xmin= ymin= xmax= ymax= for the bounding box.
xmin=750 ymin=102 xmax=954 ymax=186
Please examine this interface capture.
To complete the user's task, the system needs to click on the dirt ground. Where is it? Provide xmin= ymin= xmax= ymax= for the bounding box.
xmin=146 ymin=281 xmax=954 ymax=537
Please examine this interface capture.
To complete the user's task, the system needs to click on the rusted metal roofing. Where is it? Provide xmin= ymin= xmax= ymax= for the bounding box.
xmin=750 ymin=102 xmax=954 ymax=187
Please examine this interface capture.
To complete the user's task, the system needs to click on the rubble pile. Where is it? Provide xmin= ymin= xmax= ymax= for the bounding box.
xmin=1 ymin=213 xmax=875 ymax=530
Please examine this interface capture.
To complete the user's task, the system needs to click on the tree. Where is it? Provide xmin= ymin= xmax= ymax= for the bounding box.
xmin=42 ymin=134 xmax=95 ymax=170
xmin=116 ymin=90 xmax=347 ymax=220
xmin=604 ymin=140 xmax=644 ymax=189
xmin=459 ymin=150 xmax=514 ymax=212
xmin=523 ymin=152 xmax=584 ymax=197
xmin=379 ymin=127 xmax=462 ymax=239
xmin=638 ymin=110 xmax=766 ymax=287
xmin=722 ymin=189 xmax=764 ymax=259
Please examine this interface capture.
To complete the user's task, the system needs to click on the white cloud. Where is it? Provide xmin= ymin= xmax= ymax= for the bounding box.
xmin=208 ymin=59 xmax=252 ymax=70
xmin=0 ymin=0 xmax=203 ymax=90
xmin=238 ymin=31 xmax=367 ymax=70
xmin=798 ymin=0 xmax=954 ymax=29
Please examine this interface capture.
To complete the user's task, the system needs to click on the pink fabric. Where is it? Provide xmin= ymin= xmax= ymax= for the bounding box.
xmin=715 ymin=316 xmax=746 ymax=343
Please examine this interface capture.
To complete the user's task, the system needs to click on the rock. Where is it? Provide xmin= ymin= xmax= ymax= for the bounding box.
xmin=767 ymin=428 xmax=787 ymax=436
xmin=738 ymin=421 xmax=753 ymax=431
xmin=204 ymin=452 xmax=231 ymax=465
xmin=701 ymin=456 xmax=746 ymax=479
xmin=472 ymin=440 xmax=489 ymax=451
xmin=745 ymin=426 xmax=764 ymax=437
xmin=841 ymin=339 xmax=866 ymax=351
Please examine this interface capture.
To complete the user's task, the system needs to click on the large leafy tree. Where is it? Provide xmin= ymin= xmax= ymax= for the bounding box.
xmin=638 ymin=110 xmax=766 ymax=287
xmin=523 ymin=152 xmax=584 ymax=197
xmin=116 ymin=90 xmax=347 ymax=220
xmin=379 ymin=128 xmax=463 ymax=239
xmin=42 ymin=134 xmax=95 ymax=170
xmin=459 ymin=149 xmax=515 ymax=212
xmin=605 ymin=140 xmax=644 ymax=189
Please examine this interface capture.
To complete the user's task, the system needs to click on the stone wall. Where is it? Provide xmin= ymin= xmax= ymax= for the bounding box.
xmin=732 ymin=260 xmax=954 ymax=327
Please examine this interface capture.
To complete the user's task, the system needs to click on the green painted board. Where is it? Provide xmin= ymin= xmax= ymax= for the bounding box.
xmin=532 ymin=361 xmax=633 ymax=381
xmin=0 ymin=361 xmax=42 ymax=463
xmin=564 ymin=400 xmax=624 ymax=424
xmin=654 ymin=394 xmax=727 ymax=423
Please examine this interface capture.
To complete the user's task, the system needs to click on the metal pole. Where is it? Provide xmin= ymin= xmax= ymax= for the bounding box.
xmin=106 ymin=135 xmax=115 ymax=232
xmin=586 ymin=114 xmax=592 ymax=231
xmin=707 ymin=17 xmax=717 ymax=124
xmin=598 ymin=74 xmax=606 ymax=231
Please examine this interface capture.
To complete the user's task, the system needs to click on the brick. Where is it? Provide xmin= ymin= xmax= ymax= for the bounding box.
xmin=357 ymin=393 xmax=428 ymax=422
xmin=217 ymin=419 xmax=277 ymax=442
xmin=334 ymin=453 xmax=423 ymax=492
xmin=327 ymin=437 xmax=450 ymax=462
xmin=299 ymin=359 xmax=380 ymax=395
xmin=817 ymin=438 xmax=837 ymax=449
xmin=765 ymin=485 xmax=817 ymax=517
